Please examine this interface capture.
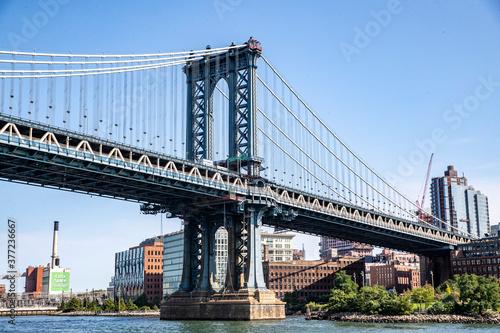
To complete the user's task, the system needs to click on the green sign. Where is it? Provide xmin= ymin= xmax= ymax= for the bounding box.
xmin=227 ymin=153 xmax=248 ymax=163
xmin=42 ymin=276 xmax=49 ymax=286
xmin=51 ymin=272 xmax=70 ymax=291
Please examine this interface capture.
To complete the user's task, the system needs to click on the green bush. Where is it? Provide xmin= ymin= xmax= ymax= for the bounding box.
xmin=379 ymin=294 xmax=413 ymax=316
xmin=429 ymin=300 xmax=455 ymax=314
xmin=306 ymin=302 xmax=320 ymax=311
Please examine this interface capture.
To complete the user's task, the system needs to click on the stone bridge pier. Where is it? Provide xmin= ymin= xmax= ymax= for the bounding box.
xmin=419 ymin=251 xmax=452 ymax=288
xmin=160 ymin=204 xmax=285 ymax=321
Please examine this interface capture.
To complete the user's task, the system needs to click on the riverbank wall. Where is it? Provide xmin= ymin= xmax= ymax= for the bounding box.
xmin=329 ymin=312 xmax=500 ymax=324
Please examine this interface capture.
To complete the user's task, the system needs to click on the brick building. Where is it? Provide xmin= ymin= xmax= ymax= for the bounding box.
xmin=365 ymin=250 xmax=420 ymax=293
xmin=25 ymin=265 xmax=45 ymax=296
xmin=376 ymin=249 xmax=419 ymax=265
xmin=115 ymin=236 xmax=164 ymax=302
xmin=451 ymin=236 xmax=500 ymax=278
xmin=262 ymin=257 xmax=365 ymax=300
xmin=319 ymin=237 xmax=373 ymax=258
xmin=368 ymin=263 xmax=420 ymax=293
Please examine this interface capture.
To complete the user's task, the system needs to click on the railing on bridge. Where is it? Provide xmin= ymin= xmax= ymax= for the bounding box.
xmin=0 ymin=115 xmax=472 ymax=249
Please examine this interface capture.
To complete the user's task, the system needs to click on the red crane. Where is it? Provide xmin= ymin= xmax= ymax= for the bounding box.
xmin=417 ymin=153 xmax=434 ymax=219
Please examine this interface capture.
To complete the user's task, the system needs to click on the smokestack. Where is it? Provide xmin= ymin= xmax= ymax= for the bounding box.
xmin=51 ymin=221 xmax=59 ymax=268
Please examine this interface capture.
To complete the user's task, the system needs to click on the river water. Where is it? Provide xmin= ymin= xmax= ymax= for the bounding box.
xmin=1 ymin=316 xmax=498 ymax=332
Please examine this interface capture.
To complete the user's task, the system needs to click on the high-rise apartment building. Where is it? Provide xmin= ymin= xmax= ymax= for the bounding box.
xmin=431 ymin=165 xmax=490 ymax=237
xmin=319 ymin=238 xmax=373 ymax=259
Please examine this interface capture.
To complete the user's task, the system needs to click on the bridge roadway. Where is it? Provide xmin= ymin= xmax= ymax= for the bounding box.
xmin=0 ymin=114 xmax=471 ymax=255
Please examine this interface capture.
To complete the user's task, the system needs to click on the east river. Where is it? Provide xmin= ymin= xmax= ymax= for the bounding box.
xmin=2 ymin=316 xmax=499 ymax=332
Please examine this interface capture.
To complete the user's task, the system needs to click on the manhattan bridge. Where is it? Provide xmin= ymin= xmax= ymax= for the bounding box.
xmin=0 ymin=38 xmax=474 ymax=319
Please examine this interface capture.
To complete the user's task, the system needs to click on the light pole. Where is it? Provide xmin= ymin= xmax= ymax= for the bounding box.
xmin=430 ymin=270 xmax=434 ymax=289
xmin=361 ymin=271 xmax=365 ymax=287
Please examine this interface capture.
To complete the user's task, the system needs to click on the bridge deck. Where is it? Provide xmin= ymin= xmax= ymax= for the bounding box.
xmin=0 ymin=115 xmax=472 ymax=254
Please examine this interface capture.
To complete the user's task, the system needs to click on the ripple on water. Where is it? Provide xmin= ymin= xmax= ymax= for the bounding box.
xmin=1 ymin=315 xmax=499 ymax=333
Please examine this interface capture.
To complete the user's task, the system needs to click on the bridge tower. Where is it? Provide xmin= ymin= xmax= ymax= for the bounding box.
xmin=184 ymin=37 xmax=263 ymax=177
xmin=161 ymin=38 xmax=285 ymax=321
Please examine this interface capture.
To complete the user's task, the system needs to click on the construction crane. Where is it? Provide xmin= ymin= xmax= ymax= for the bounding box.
xmin=417 ymin=153 xmax=434 ymax=219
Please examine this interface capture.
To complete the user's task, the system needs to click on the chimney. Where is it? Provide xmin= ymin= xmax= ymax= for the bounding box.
xmin=51 ymin=221 xmax=60 ymax=268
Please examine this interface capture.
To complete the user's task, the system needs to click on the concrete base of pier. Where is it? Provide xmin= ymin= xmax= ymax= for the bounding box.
xmin=160 ymin=290 xmax=285 ymax=321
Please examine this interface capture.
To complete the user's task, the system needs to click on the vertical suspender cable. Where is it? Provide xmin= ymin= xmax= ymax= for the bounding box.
xmin=79 ymin=63 xmax=84 ymax=129
xmin=93 ymin=69 xmax=98 ymax=134
xmin=1 ymin=67 xmax=5 ymax=116
xmin=181 ymin=64 xmax=186 ymax=156
xmin=9 ymin=54 xmax=15 ymax=116
xmin=17 ymin=73 xmax=22 ymax=118
xmin=130 ymin=65 xmax=134 ymax=145
xmin=142 ymin=65 xmax=147 ymax=146
xmin=109 ymin=61 xmax=114 ymax=138
xmin=170 ymin=65 xmax=175 ymax=155
xmin=148 ymin=67 xmax=153 ymax=148
xmin=123 ymin=69 xmax=128 ymax=141
xmin=34 ymin=68 xmax=40 ymax=122
xmin=174 ymin=63 xmax=179 ymax=155
xmin=48 ymin=56 xmax=54 ymax=123
xmin=160 ymin=65 xmax=165 ymax=151
xmin=63 ymin=58 xmax=69 ymax=128
xmin=115 ymin=64 xmax=121 ymax=141
xmin=103 ymin=68 xmax=109 ymax=139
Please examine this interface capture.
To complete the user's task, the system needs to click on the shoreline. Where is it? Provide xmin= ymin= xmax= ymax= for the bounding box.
xmin=327 ymin=312 xmax=500 ymax=324
xmin=6 ymin=309 xmax=500 ymax=324
xmin=53 ymin=310 xmax=160 ymax=317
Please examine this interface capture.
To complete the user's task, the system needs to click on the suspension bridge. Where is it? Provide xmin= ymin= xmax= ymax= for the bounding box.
xmin=0 ymin=38 xmax=473 ymax=320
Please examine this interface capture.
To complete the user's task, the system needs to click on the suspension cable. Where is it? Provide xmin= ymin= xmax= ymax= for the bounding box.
xmin=260 ymin=56 xmax=429 ymax=217
xmin=0 ymin=44 xmax=245 ymax=58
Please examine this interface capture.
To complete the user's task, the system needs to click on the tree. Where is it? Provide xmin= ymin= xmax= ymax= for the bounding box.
xmin=58 ymin=299 xmax=66 ymax=311
xmin=379 ymin=294 xmax=413 ymax=315
xmin=411 ymin=284 xmax=434 ymax=310
xmin=118 ymin=298 xmax=126 ymax=312
xmin=64 ymin=297 xmax=82 ymax=313
xmin=328 ymin=289 xmax=349 ymax=313
xmin=126 ymin=299 xmax=138 ymax=311
xmin=334 ymin=270 xmax=358 ymax=294
xmin=357 ymin=285 xmax=388 ymax=314
xmin=102 ymin=298 xmax=115 ymax=312
xmin=134 ymin=293 xmax=149 ymax=308
xmin=283 ymin=289 xmax=300 ymax=308
xmin=152 ymin=296 xmax=161 ymax=308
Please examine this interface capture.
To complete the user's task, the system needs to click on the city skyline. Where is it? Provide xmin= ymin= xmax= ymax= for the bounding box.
xmin=0 ymin=0 xmax=499 ymax=291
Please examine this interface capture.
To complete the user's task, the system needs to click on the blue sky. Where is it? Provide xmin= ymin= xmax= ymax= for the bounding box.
xmin=0 ymin=0 xmax=499 ymax=292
